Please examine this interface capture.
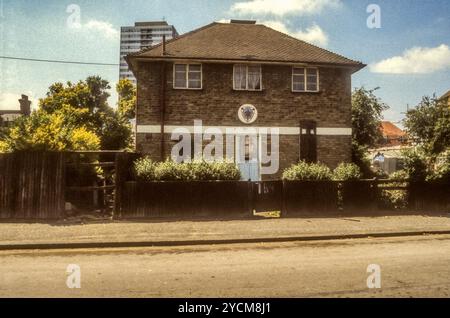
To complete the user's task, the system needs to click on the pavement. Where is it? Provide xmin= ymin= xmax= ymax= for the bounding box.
xmin=1 ymin=213 xmax=450 ymax=249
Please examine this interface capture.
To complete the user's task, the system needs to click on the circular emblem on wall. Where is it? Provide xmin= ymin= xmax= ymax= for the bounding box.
xmin=238 ymin=104 xmax=258 ymax=124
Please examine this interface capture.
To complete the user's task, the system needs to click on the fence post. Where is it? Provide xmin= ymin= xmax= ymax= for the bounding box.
xmin=281 ymin=180 xmax=286 ymax=217
xmin=114 ymin=153 xmax=123 ymax=219
xmin=247 ymin=181 xmax=253 ymax=216
xmin=114 ymin=152 xmax=139 ymax=219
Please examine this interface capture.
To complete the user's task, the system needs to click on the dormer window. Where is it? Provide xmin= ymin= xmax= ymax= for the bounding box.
xmin=292 ymin=67 xmax=319 ymax=92
xmin=174 ymin=64 xmax=202 ymax=89
xmin=233 ymin=64 xmax=262 ymax=91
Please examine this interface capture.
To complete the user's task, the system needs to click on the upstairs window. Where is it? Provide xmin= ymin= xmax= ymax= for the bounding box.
xmin=292 ymin=67 xmax=319 ymax=92
xmin=233 ymin=64 xmax=262 ymax=91
xmin=174 ymin=64 xmax=202 ymax=89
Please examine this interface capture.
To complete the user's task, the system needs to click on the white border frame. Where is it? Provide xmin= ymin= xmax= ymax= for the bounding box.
xmin=173 ymin=63 xmax=203 ymax=90
xmin=292 ymin=67 xmax=320 ymax=93
xmin=233 ymin=64 xmax=263 ymax=91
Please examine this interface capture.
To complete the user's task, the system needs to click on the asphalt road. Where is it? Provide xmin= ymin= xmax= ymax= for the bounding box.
xmin=1 ymin=235 xmax=449 ymax=298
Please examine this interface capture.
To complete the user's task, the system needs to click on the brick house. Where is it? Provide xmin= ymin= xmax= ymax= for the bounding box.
xmin=379 ymin=121 xmax=406 ymax=147
xmin=127 ymin=20 xmax=365 ymax=180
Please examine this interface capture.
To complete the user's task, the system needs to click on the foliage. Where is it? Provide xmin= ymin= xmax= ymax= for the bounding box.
xmin=71 ymin=127 xmax=101 ymax=151
xmin=351 ymin=87 xmax=389 ymax=178
xmin=0 ymin=140 xmax=9 ymax=153
xmin=427 ymin=149 xmax=450 ymax=183
xmin=332 ymin=163 xmax=362 ymax=181
xmin=282 ymin=161 xmax=333 ymax=181
xmin=97 ymin=111 xmax=133 ymax=151
xmin=352 ymin=87 xmax=389 ymax=148
xmin=380 ymin=170 xmax=410 ymax=211
xmin=351 ymin=141 xmax=373 ymax=178
xmin=116 ymin=79 xmax=136 ymax=120
xmin=380 ymin=190 xmax=408 ymax=211
xmin=401 ymin=148 xmax=429 ymax=182
xmin=40 ymin=76 xmax=111 ymax=114
xmin=3 ymin=76 xmax=133 ymax=151
xmin=0 ymin=109 xmax=100 ymax=152
xmin=389 ymin=170 xmax=410 ymax=181
xmin=404 ymin=95 xmax=450 ymax=155
xmin=133 ymin=158 xmax=241 ymax=182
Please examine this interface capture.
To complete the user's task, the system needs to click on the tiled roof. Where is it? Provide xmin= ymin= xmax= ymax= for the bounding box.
xmin=127 ymin=22 xmax=365 ymax=70
xmin=381 ymin=121 xmax=405 ymax=138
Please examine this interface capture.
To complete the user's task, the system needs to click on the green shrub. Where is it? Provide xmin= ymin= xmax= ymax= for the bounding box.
xmin=133 ymin=158 xmax=241 ymax=182
xmin=402 ymin=148 xmax=429 ymax=182
xmin=380 ymin=190 xmax=408 ymax=210
xmin=282 ymin=161 xmax=332 ymax=181
xmin=351 ymin=141 xmax=373 ymax=178
xmin=332 ymin=163 xmax=362 ymax=181
xmin=389 ymin=170 xmax=409 ymax=181
xmin=382 ymin=170 xmax=409 ymax=210
xmin=190 ymin=161 xmax=241 ymax=181
xmin=134 ymin=157 xmax=157 ymax=182
xmin=427 ymin=149 xmax=450 ymax=183
xmin=155 ymin=160 xmax=193 ymax=181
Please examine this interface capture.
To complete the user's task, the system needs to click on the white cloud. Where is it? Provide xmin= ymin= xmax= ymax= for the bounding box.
xmin=230 ymin=0 xmax=340 ymax=16
xmin=370 ymin=44 xmax=450 ymax=74
xmin=70 ymin=19 xmax=119 ymax=40
xmin=262 ymin=21 xmax=328 ymax=46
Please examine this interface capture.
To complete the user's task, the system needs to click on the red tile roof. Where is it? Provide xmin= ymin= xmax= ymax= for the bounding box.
xmin=127 ymin=22 xmax=365 ymax=72
xmin=381 ymin=121 xmax=405 ymax=138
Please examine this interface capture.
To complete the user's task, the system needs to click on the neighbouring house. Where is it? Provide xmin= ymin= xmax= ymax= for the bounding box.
xmin=439 ymin=90 xmax=450 ymax=107
xmin=126 ymin=20 xmax=365 ymax=180
xmin=379 ymin=121 xmax=407 ymax=147
xmin=370 ymin=146 xmax=408 ymax=176
xmin=0 ymin=95 xmax=32 ymax=127
xmin=370 ymin=122 xmax=408 ymax=175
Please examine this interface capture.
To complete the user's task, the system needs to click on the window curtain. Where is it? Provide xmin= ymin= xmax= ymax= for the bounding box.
xmin=248 ymin=66 xmax=261 ymax=90
xmin=234 ymin=65 xmax=247 ymax=90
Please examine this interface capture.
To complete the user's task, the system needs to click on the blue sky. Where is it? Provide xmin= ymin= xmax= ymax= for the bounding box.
xmin=1 ymin=0 xmax=449 ymax=125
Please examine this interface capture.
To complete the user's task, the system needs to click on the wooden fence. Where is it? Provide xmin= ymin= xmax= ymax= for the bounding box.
xmin=118 ymin=179 xmax=450 ymax=219
xmin=120 ymin=181 xmax=251 ymax=219
xmin=0 ymin=152 xmax=65 ymax=219
xmin=1 ymin=151 xmax=449 ymax=220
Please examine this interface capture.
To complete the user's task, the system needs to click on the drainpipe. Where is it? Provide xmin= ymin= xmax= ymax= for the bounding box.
xmin=160 ymin=36 xmax=167 ymax=161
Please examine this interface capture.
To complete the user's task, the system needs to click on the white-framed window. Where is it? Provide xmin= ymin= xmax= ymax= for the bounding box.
xmin=173 ymin=63 xmax=202 ymax=89
xmin=233 ymin=64 xmax=262 ymax=91
xmin=292 ymin=67 xmax=319 ymax=92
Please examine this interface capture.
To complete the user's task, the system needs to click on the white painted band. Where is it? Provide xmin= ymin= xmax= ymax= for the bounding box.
xmin=137 ymin=125 xmax=352 ymax=136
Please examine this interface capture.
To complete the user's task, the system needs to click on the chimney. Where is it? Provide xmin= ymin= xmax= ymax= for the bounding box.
xmin=19 ymin=95 xmax=31 ymax=116
xmin=230 ymin=19 xmax=257 ymax=24
xmin=162 ymin=35 xmax=167 ymax=56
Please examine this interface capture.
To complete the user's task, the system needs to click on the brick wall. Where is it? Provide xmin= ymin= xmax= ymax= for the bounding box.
xmin=135 ymin=61 xmax=353 ymax=178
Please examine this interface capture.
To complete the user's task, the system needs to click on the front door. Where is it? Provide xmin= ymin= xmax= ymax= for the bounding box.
xmin=300 ymin=120 xmax=318 ymax=163
xmin=236 ymin=135 xmax=260 ymax=181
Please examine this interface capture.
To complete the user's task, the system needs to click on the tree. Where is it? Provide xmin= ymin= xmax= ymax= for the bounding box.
xmin=39 ymin=76 xmax=132 ymax=150
xmin=1 ymin=76 xmax=133 ymax=152
xmin=116 ymin=79 xmax=136 ymax=120
xmin=351 ymin=87 xmax=389 ymax=177
xmin=40 ymin=76 xmax=111 ymax=114
xmin=0 ymin=109 xmax=100 ymax=152
xmin=404 ymin=95 xmax=450 ymax=155
xmin=352 ymin=87 xmax=389 ymax=148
